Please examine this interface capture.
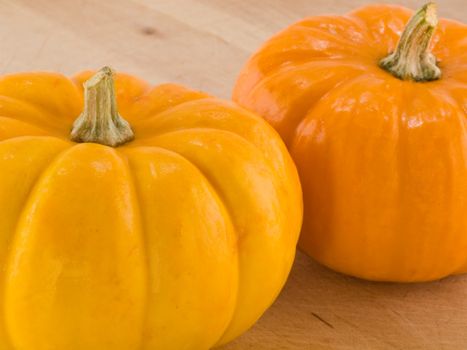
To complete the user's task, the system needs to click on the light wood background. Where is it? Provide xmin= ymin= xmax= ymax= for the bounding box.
xmin=0 ymin=0 xmax=466 ymax=349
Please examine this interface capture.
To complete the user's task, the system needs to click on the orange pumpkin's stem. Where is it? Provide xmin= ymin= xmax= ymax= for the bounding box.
xmin=70 ymin=67 xmax=134 ymax=147
xmin=379 ymin=2 xmax=441 ymax=82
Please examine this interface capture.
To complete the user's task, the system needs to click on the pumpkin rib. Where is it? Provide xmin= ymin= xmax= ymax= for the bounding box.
xmin=258 ymin=17 xmax=373 ymax=63
xmin=434 ymin=19 xmax=467 ymax=60
xmin=129 ymin=96 xmax=213 ymax=127
xmin=396 ymin=85 xmax=467 ymax=279
xmin=234 ymin=13 xmax=374 ymax=96
xmin=127 ymin=133 xmax=245 ymax=231
xmin=239 ymin=53 xmax=370 ymax=100
xmin=348 ymin=4 xmax=412 ymax=48
xmin=129 ymin=102 xmax=302 ymax=247
xmin=5 ymin=143 xmax=148 ymax=349
xmin=0 ymin=95 xmax=67 ymax=132
xmin=294 ymin=14 xmax=373 ymax=42
xmin=121 ymin=145 xmax=239 ymax=349
xmin=243 ymin=57 xmax=364 ymax=96
xmin=143 ymin=127 xmax=297 ymax=344
xmin=133 ymin=123 xmax=265 ymax=150
xmin=438 ymin=58 xmax=467 ymax=82
xmin=252 ymin=57 xmax=371 ymax=92
xmin=0 ymin=136 xmax=71 ymax=348
xmin=242 ymin=63 xmax=368 ymax=145
xmin=291 ymin=74 xmax=407 ymax=279
xmin=129 ymin=97 xmax=296 ymax=177
xmin=114 ymin=150 xmax=148 ymax=350
xmin=131 ymin=99 xmax=268 ymax=150
xmin=292 ymin=72 xmax=392 ymax=145
xmin=243 ymin=60 xmax=369 ymax=102
xmin=292 ymin=25 xmax=375 ymax=58
xmin=132 ymin=126 xmax=264 ymax=167
xmin=0 ymin=116 xmax=51 ymax=141
xmin=0 ymin=135 xmax=71 ymax=148
xmin=0 ymin=74 xmax=83 ymax=124
xmin=341 ymin=14 xmax=372 ymax=38
xmin=132 ymin=126 xmax=261 ymax=152
xmin=133 ymin=95 xmax=211 ymax=121
xmin=169 ymin=154 xmax=241 ymax=347
xmin=432 ymin=87 xmax=467 ymax=277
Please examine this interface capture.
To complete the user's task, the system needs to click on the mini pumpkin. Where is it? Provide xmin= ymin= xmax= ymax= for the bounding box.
xmin=234 ymin=3 xmax=467 ymax=282
xmin=0 ymin=67 xmax=302 ymax=349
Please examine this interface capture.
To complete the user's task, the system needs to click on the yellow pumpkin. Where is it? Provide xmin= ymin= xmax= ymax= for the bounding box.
xmin=0 ymin=67 xmax=302 ymax=349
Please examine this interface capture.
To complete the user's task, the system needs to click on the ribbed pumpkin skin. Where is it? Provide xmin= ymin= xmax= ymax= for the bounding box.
xmin=0 ymin=71 xmax=302 ymax=349
xmin=233 ymin=5 xmax=467 ymax=282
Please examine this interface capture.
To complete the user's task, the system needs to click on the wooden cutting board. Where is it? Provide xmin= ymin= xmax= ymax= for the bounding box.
xmin=0 ymin=0 xmax=465 ymax=349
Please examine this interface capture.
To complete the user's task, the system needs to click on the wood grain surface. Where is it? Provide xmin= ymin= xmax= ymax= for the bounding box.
xmin=0 ymin=0 xmax=466 ymax=349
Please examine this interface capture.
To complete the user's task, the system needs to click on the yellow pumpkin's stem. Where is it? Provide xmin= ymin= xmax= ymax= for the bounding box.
xmin=71 ymin=67 xmax=134 ymax=147
xmin=379 ymin=2 xmax=441 ymax=82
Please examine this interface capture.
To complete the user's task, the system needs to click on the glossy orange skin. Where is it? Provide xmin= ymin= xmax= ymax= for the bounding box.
xmin=0 ymin=71 xmax=302 ymax=349
xmin=234 ymin=5 xmax=467 ymax=282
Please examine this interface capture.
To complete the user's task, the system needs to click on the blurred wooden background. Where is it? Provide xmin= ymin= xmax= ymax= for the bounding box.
xmin=0 ymin=0 xmax=465 ymax=349
xmin=0 ymin=0 xmax=464 ymax=99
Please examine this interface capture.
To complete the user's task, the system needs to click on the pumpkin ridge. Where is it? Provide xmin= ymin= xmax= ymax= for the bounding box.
xmin=6 ymin=140 xmax=75 ymax=258
xmin=139 ymin=142 xmax=243 ymax=347
xmin=1 ymin=137 xmax=71 ymax=347
xmin=250 ymin=58 xmax=370 ymax=89
xmin=130 ymin=103 xmax=302 ymax=234
xmin=0 ymin=135 xmax=71 ymax=147
xmin=253 ymin=57 xmax=371 ymax=92
xmin=420 ymin=86 xmax=467 ymax=277
xmin=5 ymin=143 xmax=147 ymax=348
xmin=293 ymin=14 xmax=373 ymax=45
xmin=240 ymin=56 xmax=366 ymax=100
xmin=0 ymin=115 xmax=50 ymax=132
xmin=247 ymin=64 xmax=366 ymax=146
xmin=119 ymin=145 xmax=240 ymax=348
xmin=130 ymin=96 xmax=212 ymax=126
xmin=0 ymin=117 xmax=51 ymax=142
xmin=135 ymin=125 xmax=251 ymax=144
xmin=135 ymin=126 xmax=270 ymax=156
xmin=170 ymin=146 xmax=239 ymax=347
xmin=292 ymin=25 xmax=374 ymax=58
xmin=291 ymin=72 xmax=386 ymax=147
xmin=348 ymin=4 xmax=412 ymax=46
xmin=171 ymin=157 xmax=241 ymax=348
xmin=397 ymin=85 xmax=467 ymax=279
xmin=131 ymin=84 xmax=197 ymax=104
xmin=0 ymin=95 xmax=67 ymax=132
xmin=135 ymin=125 xmax=264 ymax=157
xmin=121 ymin=145 xmax=239 ymax=349
xmin=251 ymin=18 xmax=372 ymax=76
xmin=242 ymin=13 xmax=376 ymax=87
xmin=144 ymin=128 xmax=296 ymax=344
xmin=114 ymin=150 xmax=149 ymax=350
xmin=342 ymin=13 xmax=373 ymax=40
xmin=0 ymin=73 xmax=83 ymax=127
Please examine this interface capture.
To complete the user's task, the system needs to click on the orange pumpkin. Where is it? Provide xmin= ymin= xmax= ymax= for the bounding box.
xmin=0 ymin=67 xmax=302 ymax=349
xmin=234 ymin=3 xmax=467 ymax=282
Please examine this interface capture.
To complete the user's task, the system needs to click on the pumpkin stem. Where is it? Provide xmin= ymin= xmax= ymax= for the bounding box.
xmin=71 ymin=66 xmax=134 ymax=147
xmin=379 ymin=2 xmax=441 ymax=82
